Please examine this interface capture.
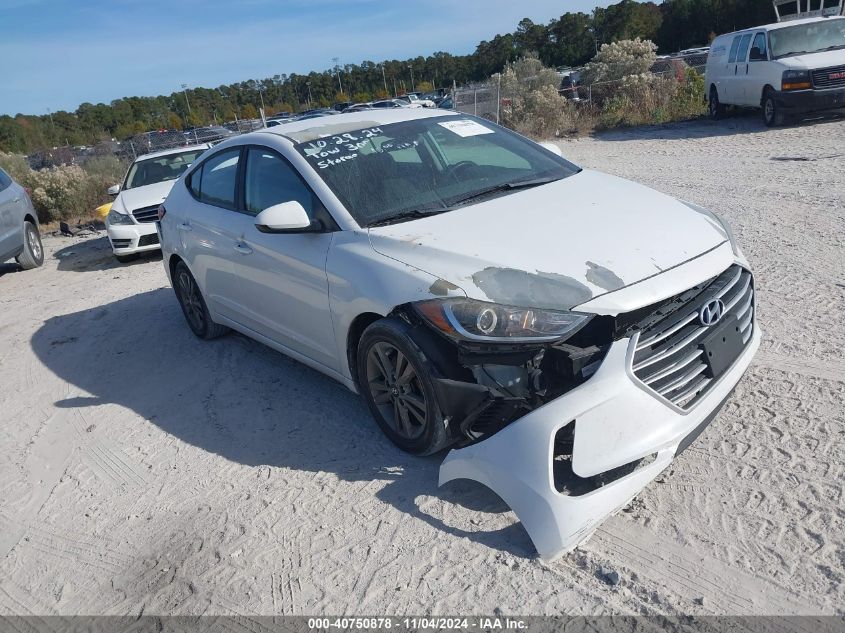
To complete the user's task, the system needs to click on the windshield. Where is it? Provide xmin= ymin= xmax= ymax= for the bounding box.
xmin=124 ymin=149 xmax=205 ymax=189
xmin=770 ymin=19 xmax=845 ymax=58
xmin=292 ymin=116 xmax=580 ymax=226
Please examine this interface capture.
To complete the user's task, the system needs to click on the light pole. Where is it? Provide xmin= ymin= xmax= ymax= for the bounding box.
xmin=306 ymin=81 xmax=313 ymax=108
xmin=408 ymin=65 xmax=415 ymax=92
xmin=332 ymin=57 xmax=343 ymax=95
xmin=380 ymin=64 xmax=388 ymax=94
xmin=181 ymin=83 xmax=192 ymax=117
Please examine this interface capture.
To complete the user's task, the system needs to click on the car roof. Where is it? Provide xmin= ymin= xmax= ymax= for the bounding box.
xmin=717 ymin=15 xmax=843 ymax=37
xmin=134 ymin=143 xmax=211 ymax=162
xmin=252 ymin=108 xmax=461 ymax=143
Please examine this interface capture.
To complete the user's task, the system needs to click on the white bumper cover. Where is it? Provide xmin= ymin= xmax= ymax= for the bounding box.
xmin=106 ymin=221 xmax=160 ymax=255
xmin=439 ymin=327 xmax=761 ymax=561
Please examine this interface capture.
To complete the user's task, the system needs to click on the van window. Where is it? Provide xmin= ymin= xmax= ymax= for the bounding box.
xmin=728 ymin=36 xmax=742 ymax=63
xmin=736 ymin=33 xmax=753 ymax=62
xmin=750 ymin=32 xmax=768 ymax=61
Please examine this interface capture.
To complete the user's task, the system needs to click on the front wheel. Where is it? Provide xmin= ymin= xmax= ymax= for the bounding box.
xmin=16 ymin=221 xmax=43 ymax=270
xmin=762 ymin=90 xmax=785 ymax=127
xmin=357 ymin=318 xmax=450 ymax=455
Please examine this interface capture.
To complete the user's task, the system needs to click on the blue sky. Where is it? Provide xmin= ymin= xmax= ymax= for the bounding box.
xmin=0 ymin=0 xmax=612 ymax=116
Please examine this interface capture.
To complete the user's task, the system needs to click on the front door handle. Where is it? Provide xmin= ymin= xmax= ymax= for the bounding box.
xmin=233 ymin=243 xmax=253 ymax=255
xmin=177 ymin=223 xmax=192 ymax=232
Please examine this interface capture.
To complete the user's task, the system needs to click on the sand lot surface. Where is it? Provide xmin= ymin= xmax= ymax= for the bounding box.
xmin=0 ymin=115 xmax=843 ymax=617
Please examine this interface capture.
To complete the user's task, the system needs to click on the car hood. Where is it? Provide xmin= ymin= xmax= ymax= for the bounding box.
xmin=113 ymin=180 xmax=176 ymax=214
xmin=779 ymin=48 xmax=845 ymax=69
xmin=368 ymin=170 xmax=728 ymax=311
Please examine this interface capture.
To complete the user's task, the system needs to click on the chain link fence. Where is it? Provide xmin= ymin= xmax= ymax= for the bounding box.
xmin=453 ymin=53 xmax=710 ymax=126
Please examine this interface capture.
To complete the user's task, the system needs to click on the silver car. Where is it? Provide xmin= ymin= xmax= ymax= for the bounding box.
xmin=0 ymin=167 xmax=43 ymax=270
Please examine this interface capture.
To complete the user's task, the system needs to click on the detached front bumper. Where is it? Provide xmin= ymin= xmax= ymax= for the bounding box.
xmin=775 ymin=86 xmax=845 ymax=114
xmin=439 ymin=326 xmax=761 ymax=561
xmin=106 ymin=222 xmax=160 ymax=255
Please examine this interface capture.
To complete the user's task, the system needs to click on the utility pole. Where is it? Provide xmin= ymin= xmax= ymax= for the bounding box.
xmin=332 ymin=57 xmax=343 ymax=95
xmin=381 ymin=65 xmax=388 ymax=94
xmin=408 ymin=65 xmax=415 ymax=92
xmin=306 ymin=81 xmax=313 ymax=107
xmin=257 ymin=87 xmax=266 ymax=113
xmin=46 ymin=108 xmax=55 ymax=143
xmin=181 ymin=83 xmax=192 ymax=117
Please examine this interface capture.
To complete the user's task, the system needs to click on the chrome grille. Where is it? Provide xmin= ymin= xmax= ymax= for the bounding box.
xmin=630 ymin=265 xmax=754 ymax=410
xmin=131 ymin=205 xmax=159 ymax=223
xmin=812 ymin=65 xmax=845 ymax=89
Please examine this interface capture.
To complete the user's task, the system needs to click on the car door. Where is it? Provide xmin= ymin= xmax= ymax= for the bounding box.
xmin=744 ymin=32 xmax=770 ymax=106
xmin=0 ymin=169 xmax=19 ymax=260
xmin=180 ymin=147 xmax=245 ymax=321
xmin=225 ymin=145 xmax=338 ymax=370
xmin=731 ymin=33 xmax=754 ymax=105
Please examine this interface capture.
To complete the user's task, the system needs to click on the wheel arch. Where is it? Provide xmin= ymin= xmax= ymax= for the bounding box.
xmin=23 ymin=213 xmax=38 ymax=227
xmin=346 ymin=311 xmax=386 ymax=390
xmin=761 ymin=84 xmax=776 ymax=106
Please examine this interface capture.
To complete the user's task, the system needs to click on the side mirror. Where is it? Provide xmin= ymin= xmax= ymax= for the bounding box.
xmin=107 ymin=184 xmax=120 ymax=196
xmin=749 ymin=46 xmax=766 ymax=61
xmin=255 ymin=201 xmax=319 ymax=233
xmin=538 ymin=141 xmax=563 ymax=158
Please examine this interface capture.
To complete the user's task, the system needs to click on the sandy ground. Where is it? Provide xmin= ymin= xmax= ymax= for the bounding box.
xmin=0 ymin=114 xmax=843 ymax=617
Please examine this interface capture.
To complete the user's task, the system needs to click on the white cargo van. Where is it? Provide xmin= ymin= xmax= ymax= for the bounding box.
xmin=705 ymin=16 xmax=845 ymax=125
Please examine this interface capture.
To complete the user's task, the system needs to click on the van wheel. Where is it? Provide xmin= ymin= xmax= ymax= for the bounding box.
xmin=763 ymin=89 xmax=785 ymax=127
xmin=709 ymin=87 xmax=726 ymax=120
xmin=16 ymin=221 xmax=44 ymax=270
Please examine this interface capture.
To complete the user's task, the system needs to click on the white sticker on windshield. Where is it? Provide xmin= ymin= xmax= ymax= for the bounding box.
xmin=438 ymin=119 xmax=494 ymax=137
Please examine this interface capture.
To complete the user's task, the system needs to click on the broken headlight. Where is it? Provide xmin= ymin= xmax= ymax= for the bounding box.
xmin=415 ymin=298 xmax=591 ymax=343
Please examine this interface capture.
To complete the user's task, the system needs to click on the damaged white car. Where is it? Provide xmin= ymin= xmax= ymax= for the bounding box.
xmin=159 ymin=109 xmax=759 ymax=561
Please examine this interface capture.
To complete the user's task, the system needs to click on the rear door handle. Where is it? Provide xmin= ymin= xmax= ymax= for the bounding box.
xmin=177 ymin=223 xmax=192 ymax=232
xmin=233 ymin=243 xmax=253 ymax=255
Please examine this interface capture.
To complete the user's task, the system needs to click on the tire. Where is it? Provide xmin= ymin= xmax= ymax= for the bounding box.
xmin=115 ymin=253 xmax=138 ymax=263
xmin=173 ymin=261 xmax=229 ymax=340
xmin=762 ymin=89 xmax=785 ymax=127
xmin=16 ymin=221 xmax=43 ymax=270
xmin=709 ymin=87 xmax=726 ymax=120
xmin=357 ymin=317 xmax=451 ymax=455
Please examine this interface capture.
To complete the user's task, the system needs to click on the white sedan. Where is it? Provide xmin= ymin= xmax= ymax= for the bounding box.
xmin=105 ymin=145 xmax=209 ymax=262
xmin=158 ymin=109 xmax=759 ymax=561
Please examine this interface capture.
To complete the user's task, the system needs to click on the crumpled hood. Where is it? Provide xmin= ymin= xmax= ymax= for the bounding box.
xmin=368 ymin=170 xmax=728 ymax=310
xmin=779 ymin=48 xmax=845 ymax=70
xmin=113 ymin=180 xmax=175 ymax=214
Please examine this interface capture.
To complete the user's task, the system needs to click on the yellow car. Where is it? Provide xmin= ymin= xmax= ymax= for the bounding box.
xmin=95 ymin=202 xmax=112 ymax=219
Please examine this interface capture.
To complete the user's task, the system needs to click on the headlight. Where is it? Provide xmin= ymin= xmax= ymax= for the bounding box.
xmin=415 ymin=298 xmax=591 ymax=343
xmin=107 ymin=208 xmax=134 ymax=225
xmin=682 ymin=201 xmax=742 ymax=258
xmin=782 ymin=70 xmax=811 ymax=91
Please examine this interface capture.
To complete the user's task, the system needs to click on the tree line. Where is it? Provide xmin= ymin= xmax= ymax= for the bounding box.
xmin=0 ymin=0 xmax=777 ymax=155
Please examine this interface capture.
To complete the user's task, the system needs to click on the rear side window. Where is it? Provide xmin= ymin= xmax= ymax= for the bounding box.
xmin=735 ymin=33 xmax=753 ymax=62
xmin=0 ymin=168 xmax=11 ymax=191
xmin=189 ymin=148 xmax=241 ymax=209
xmin=728 ymin=36 xmax=742 ymax=63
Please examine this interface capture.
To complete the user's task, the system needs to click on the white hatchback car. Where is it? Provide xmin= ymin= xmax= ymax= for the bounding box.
xmin=159 ymin=109 xmax=759 ymax=560
xmin=105 ymin=145 xmax=209 ymax=262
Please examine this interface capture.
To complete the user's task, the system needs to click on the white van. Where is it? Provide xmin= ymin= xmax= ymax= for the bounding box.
xmin=705 ymin=16 xmax=845 ymax=125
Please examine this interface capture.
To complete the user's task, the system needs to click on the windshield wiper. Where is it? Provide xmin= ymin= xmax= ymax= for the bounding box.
xmin=446 ymin=176 xmax=563 ymax=208
xmin=367 ymin=207 xmax=448 ymax=227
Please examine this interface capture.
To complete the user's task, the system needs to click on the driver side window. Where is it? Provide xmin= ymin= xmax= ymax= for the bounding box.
xmin=750 ymin=32 xmax=768 ymax=61
xmin=244 ymin=148 xmax=314 ymax=217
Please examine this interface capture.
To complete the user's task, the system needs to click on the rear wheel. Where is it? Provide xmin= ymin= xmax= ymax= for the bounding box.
xmin=357 ymin=318 xmax=450 ymax=455
xmin=173 ymin=261 xmax=228 ymax=340
xmin=709 ymin=86 xmax=726 ymax=120
xmin=16 ymin=221 xmax=43 ymax=270
xmin=762 ymin=89 xmax=785 ymax=127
